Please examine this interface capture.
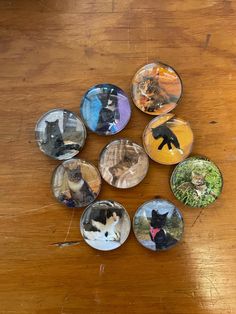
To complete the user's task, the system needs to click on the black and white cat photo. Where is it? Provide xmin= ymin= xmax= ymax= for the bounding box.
xmin=96 ymin=87 xmax=120 ymax=134
xmin=81 ymin=201 xmax=131 ymax=251
xmin=83 ymin=207 xmax=122 ymax=242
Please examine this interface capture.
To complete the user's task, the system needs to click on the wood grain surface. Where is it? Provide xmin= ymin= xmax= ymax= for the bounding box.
xmin=0 ymin=1 xmax=236 ymax=313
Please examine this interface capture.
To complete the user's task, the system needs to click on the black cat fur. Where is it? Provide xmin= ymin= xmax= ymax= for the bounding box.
xmin=152 ymin=124 xmax=181 ymax=151
xmin=96 ymin=89 xmax=120 ymax=133
xmin=43 ymin=120 xmax=80 ymax=157
xmin=150 ymin=210 xmax=177 ymax=250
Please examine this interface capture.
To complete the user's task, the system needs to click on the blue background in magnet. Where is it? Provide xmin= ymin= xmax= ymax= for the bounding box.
xmin=135 ymin=200 xmax=183 ymax=220
xmin=80 ymin=94 xmax=102 ymax=131
xmin=80 ymin=84 xmax=127 ymax=134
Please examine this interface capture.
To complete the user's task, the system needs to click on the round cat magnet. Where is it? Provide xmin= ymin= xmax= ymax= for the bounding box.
xmin=143 ymin=113 xmax=193 ymax=165
xmin=170 ymin=156 xmax=223 ymax=208
xmin=131 ymin=62 xmax=182 ymax=115
xmin=133 ymin=199 xmax=184 ymax=251
xmin=80 ymin=84 xmax=131 ymax=135
xmin=99 ymin=139 xmax=149 ymax=189
xmin=35 ymin=109 xmax=86 ymax=160
xmin=80 ymin=200 xmax=131 ymax=251
xmin=51 ymin=158 xmax=101 ymax=208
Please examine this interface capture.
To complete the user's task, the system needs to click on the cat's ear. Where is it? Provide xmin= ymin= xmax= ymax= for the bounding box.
xmin=106 ymin=209 xmax=112 ymax=218
xmin=152 ymin=210 xmax=157 ymax=217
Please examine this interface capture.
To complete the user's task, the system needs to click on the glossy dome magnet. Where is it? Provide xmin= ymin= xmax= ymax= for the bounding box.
xmin=131 ymin=62 xmax=182 ymax=115
xmin=170 ymin=156 xmax=223 ymax=208
xmin=51 ymin=158 xmax=101 ymax=208
xmin=143 ymin=113 xmax=193 ymax=165
xmin=80 ymin=200 xmax=131 ymax=251
xmin=99 ymin=139 xmax=149 ymax=188
xmin=80 ymin=84 xmax=131 ymax=135
xmin=35 ymin=109 xmax=86 ymax=160
xmin=133 ymin=199 xmax=184 ymax=251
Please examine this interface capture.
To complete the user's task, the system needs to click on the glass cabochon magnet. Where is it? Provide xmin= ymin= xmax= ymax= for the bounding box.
xmin=131 ymin=62 xmax=182 ymax=115
xmin=51 ymin=158 xmax=101 ymax=208
xmin=80 ymin=84 xmax=131 ymax=135
xmin=133 ymin=199 xmax=184 ymax=251
xmin=143 ymin=113 xmax=194 ymax=165
xmin=99 ymin=139 xmax=149 ymax=189
xmin=170 ymin=156 xmax=223 ymax=208
xmin=80 ymin=200 xmax=131 ymax=251
xmin=35 ymin=109 xmax=86 ymax=160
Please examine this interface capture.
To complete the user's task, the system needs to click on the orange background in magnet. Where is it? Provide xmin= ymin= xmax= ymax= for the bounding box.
xmin=144 ymin=117 xmax=194 ymax=165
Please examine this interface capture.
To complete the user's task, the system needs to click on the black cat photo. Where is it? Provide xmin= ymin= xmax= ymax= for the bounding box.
xmin=149 ymin=210 xmax=178 ymax=250
xmin=133 ymin=199 xmax=184 ymax=252
xmin=152 ymin=124 xmax=183 ymax=154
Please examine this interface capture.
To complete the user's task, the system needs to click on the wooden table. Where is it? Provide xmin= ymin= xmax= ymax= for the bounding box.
xmin=0 ymin=1 xmax=235 ymax=313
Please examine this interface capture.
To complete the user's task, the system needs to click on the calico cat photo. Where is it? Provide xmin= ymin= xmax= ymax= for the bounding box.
xmin=138 ymin=74 xmax=178 ymax=113
xmin=83 ymin=207 xmax=122 ymax=242
xmin=80 ymin=200 xmax=131 ymax=251
xmin=138 ymin=76 xmax=165 ymax=112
